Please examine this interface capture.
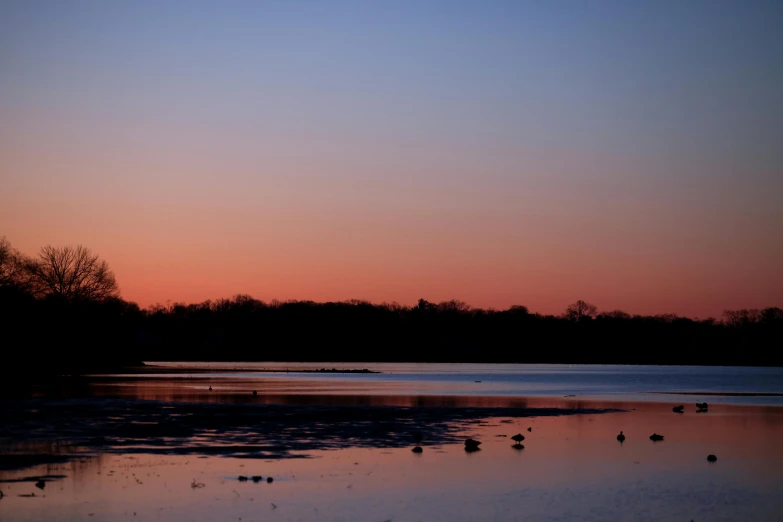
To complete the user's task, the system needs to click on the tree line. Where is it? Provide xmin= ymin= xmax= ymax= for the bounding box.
xmin=1 ymin=237 xmax=782 ymax=380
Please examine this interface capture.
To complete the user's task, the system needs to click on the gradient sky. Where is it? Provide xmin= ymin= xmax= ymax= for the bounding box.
xmin=1 ymin=0 xmax=782 ymax=317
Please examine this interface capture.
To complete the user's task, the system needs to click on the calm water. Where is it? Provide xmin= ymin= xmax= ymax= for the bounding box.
xmin=3 ymin=363 xmax=783 ymax=521
xmin=3 ymin=403 xmax=783 ymax=522
xmin=108 ymin=362 xmax=783 ymax=406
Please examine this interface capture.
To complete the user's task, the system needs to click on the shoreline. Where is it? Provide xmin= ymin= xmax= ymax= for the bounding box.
xmin=98 ymin=366 xmax=381 ymax=375
xmin=0 ymin=397 xmax=623 ymax=471
xmin=648 ymin=391 xmax=783 ymax=397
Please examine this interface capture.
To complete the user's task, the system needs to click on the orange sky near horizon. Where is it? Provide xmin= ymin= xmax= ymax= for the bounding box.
xmin=2 ymin=185 xmax=780 ymax=318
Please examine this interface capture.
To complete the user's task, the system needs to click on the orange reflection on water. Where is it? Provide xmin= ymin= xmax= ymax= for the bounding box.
xmin=2 ymin=402 xmax=783 ymax=522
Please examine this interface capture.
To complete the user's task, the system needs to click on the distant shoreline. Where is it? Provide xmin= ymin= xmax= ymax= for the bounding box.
xmin=103 ymin=365 xmax=381 ymax=375
xmin=649 ymin=391 xmax=783 ymax=397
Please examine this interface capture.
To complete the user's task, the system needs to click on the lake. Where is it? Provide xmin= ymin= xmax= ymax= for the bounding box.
xmin=1 ymin=363 xmax=782 ymax=521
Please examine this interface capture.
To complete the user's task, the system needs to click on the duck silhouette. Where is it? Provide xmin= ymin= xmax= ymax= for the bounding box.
xmin=511 ymin=434 xmax=525 ymax=448
xmin=464 ymin=438 xmax=481 ymax=452
xmin=650 ymin=433 xmax=664 ymax=441
xmin=617 ymin=431 xmax=625 ymax=443
xmin=412 ymin=431 xmax=424 ymax=453
xmin=672 ymin=405 xmax=684 ymax=413
xmin=707 ymin=454 xmax=717 ymax=462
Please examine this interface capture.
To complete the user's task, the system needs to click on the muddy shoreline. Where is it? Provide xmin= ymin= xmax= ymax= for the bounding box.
xmin=0 ymin=398 xmax=623 ymax=471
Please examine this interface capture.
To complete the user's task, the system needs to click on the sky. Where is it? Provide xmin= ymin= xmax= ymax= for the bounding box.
xmin=1 ymin=0 xmax=782 ymax=317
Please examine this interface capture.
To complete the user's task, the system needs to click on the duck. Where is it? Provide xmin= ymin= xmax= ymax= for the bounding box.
xmin=464 ymin=438 xmax=481 ymax=452
xmin=617 ymin=431 xmax=625 ymax=443
xmin=511 ymin=433 xmax=525 ymax=446
xmin=35 ymin=480 xmax=45 ymax=490
xmin=707 ymin=454 xmax=717 ymax=462
xmin=411 ymin=431 xmax=424 ymax=452
xmin=672 ymin=405 xmax=684 ymax=413
xmin=649 ymin=433 xmax=664 ymax=441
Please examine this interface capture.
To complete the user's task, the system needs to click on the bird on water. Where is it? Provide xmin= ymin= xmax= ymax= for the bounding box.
xmin=412 ymin=431 xmax=424 ymax=453
xmin=465 ymin=438 xmax=481 ymax=452
xmin=617 ymin=431 xmax=625 ymax=443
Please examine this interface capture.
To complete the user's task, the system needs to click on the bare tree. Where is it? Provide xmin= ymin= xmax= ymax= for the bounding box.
xmin=26 ymin=245 xmax=119 ymax=301
xmin=722 ymin=309 xmax=762 ymax=326
xmin=0 ymin=236 xmax=30 ymax=289
xmin=599 ymin=310 xmax=632 ymax=320
xmin=564 ymin=300 xmax=598 ymax=322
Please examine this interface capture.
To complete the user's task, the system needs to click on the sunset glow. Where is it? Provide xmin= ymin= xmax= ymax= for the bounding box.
xmin=2 ymin=1 xmax=781 ymax=317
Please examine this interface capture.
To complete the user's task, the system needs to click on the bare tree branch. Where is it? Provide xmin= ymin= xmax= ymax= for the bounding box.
xmin=26 ymin=245 xmax=120 ymax=302
xmin=0 ymin=236 xmax=33 ymax=290
xmin=564 ymin=300 xmax=598 ymax=322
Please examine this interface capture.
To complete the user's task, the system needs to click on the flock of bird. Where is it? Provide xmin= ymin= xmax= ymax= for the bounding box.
xmin=616 ymin=403 xmax=717 ymax=461
xmin=411 ymin=403 xmax=718 ymax=462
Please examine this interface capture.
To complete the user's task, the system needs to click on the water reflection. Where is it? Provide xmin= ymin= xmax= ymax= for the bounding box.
xmin=39 ymin=377 xmax=783 ymax=425
xmin=2 ymin=405 xmax=783 ymax=522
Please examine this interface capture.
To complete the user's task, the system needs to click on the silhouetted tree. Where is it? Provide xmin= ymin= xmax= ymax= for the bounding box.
xmin=564 ymin=300 xmax=598 ymax=322
xmin=25 ymin=245 xmax=119 ymax=302
xmin=507 ymin=305 xmax=530 ymax=316
xmin=599 ymin=310 xmax=631 ymax=320
xmin=2 ymin=238 xmax=783 ymax=373
xmin=0 ymin=237 xmax=29 ymax=289
xmin=761 ymin=307 xmax=783 ymax=324
xmin=723 ymin=309 xmax=762 ymax=326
